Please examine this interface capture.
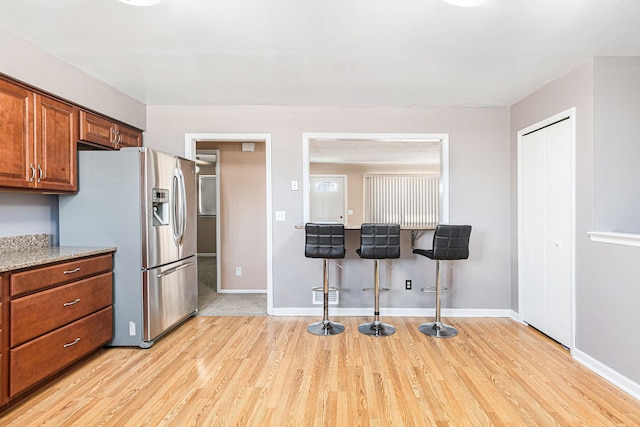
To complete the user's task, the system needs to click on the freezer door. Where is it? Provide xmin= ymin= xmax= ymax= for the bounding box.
xmin=142 ymin=149 xmax=197 ymax=268
xmin=143 ymin=257 xmax=198 ymax=342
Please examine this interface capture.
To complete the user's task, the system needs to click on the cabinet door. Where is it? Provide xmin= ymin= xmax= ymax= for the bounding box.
xmin=34 ymin=94 xmax=78 ymax=192
xmin=117 ymin=123 xmax=142 ymax=148
xmin=0 ymin=79 xmax=33 ymax=189
xmin=10 ymin=306 xmax=112 ymax=397
xmin=79 ymin=110 xmax=116 ymax=149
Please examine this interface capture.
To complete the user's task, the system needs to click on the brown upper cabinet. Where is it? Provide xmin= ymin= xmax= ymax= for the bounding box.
xmin=0 ymin=78 xmax=77 ymax=192
xmin=79 ymin=110 xmax=142 ymax=150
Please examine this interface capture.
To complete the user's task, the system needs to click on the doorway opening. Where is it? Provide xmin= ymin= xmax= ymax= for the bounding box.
xmin=303 ymin=133 xmax=450 ymax=226
xmin=185 ymin=133 xmax=273 ymax=315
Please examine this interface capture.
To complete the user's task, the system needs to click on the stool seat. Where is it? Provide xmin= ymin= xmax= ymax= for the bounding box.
xmin=413 ymin=224 xmax=471 ymax=338
xmin=357 ymin=223 xmax=400 ymax=337
xmin=305 ymin=223 xmax=346 ymax=336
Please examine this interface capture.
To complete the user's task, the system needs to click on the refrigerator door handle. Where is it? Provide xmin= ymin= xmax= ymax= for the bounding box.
xmin=156 ymin=261 xmax=195 ymax=278
xmin=179 ymin=169 xmax=186 ymax=244
xmin=172 ymin=165 xmax=188 ymax=246
xmin=172 ymin=169 xmax=183 ymax=246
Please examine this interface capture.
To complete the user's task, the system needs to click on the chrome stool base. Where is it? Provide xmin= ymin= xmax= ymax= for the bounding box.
xmin=307 ymin=320 xmax=345 ymax=336
xmin=419 ymin=322 xmax=458 ymax=338
xmin=358 ymin=321 xmax=396 ymax=337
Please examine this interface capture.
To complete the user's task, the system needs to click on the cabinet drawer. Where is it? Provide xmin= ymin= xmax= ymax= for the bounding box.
xmin=10 ymin=272 xmax=112 ymax=347
xmin=10 ymin=254 xmax=112 ymax=296
xmin=10 ymin=306 xmax=112 ymax=397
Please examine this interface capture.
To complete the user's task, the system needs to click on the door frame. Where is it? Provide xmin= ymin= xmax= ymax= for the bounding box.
xmin=517 ymin=107 xmax=576 ymax=352
xmin=185 ymin=133 xmax=273 ymax=315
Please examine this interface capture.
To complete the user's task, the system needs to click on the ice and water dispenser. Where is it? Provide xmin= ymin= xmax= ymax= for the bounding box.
xmin=152 ymin=188 xmax=170 ymax=226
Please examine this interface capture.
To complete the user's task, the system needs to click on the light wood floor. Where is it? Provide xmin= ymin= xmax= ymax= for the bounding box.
xmin=2 ymin=316 xmax=640 ymax=426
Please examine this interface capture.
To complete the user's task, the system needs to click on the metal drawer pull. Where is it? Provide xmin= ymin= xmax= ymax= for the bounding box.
xmin=63 ymin=267 xmax=81 ymax=275
xmin=157 ymin=262 xmax=195 ymax=278
xmin=63 ymin=338 xmax=81 ymax=348
xmin=63 ymin=298 xmax=81 ymax=307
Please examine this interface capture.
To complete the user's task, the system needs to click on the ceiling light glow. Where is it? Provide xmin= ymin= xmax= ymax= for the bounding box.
xmin=441 ymin=0 xmax=487 ymax=7
xmin=117 ymin=0 xmax=162 ymax=6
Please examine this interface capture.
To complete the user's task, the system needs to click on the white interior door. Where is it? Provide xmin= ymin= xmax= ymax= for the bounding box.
xmin=541 ymin=120 xmax=572 ymax=344
xmin=521 ymin=130 xmax=546 ymax=331
xmin=309 ymin=175 xmax=346 ymax=223
xmin=521 ymin=117 xmax=573 ymax=348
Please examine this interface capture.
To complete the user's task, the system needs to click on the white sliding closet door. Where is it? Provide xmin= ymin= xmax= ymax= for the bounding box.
xmin=521 ymin=118 xmax=572 ymax=348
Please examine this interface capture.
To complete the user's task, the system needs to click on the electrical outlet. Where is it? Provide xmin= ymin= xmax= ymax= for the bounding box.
xmin=235 ymin=267 xmax=242 ymax=276
xmin=405 ymin=279 xmax=412 ymax=290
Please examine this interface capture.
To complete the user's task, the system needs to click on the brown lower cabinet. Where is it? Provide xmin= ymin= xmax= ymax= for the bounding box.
xmin=10 ymin=307 xmax=112 ymax=397
xmin=0 ymin=253 xmax=113 ymax=407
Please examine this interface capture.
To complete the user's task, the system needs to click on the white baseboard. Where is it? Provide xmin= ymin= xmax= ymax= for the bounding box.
xmin=573 ymin=348 xmax=640 ymax=400
xmin=271 ymin=307 xmax=514 ymax=317
xmin=217 ymin=289 xmax=267 ymax=294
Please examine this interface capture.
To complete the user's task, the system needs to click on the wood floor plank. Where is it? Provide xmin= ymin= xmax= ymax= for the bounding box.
xmin=1 ymin=316 xmax=639 ymax=426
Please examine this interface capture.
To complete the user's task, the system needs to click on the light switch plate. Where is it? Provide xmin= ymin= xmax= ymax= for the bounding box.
xmin=275 ymin=211 xmax=286 ymax=221
xmin=291 ymin=180 xmax=299 ymax=191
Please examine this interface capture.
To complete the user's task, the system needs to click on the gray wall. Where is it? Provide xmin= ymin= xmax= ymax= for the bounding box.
xmin=593 ymin=57 xmax=640 ymax=233
xmin=0 ymin=193 xmax=58 ymax=243
xmin=512 ymin=58 xmax=640 ymax=385
xmin=144 ymin=106 xmax=511 ymax=310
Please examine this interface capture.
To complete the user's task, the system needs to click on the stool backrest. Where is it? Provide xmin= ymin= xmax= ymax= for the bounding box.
xmin=431 ymin=224 xmax=472 ymax=260
xmin=359 ymin=223 xmax=401 ymax=259
xmin=305 ymin=223 xmax=346 ymax=259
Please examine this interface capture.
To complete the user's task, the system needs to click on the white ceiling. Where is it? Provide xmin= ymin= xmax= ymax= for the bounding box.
xmin=1 ymin=0 xmax=639 ymax=108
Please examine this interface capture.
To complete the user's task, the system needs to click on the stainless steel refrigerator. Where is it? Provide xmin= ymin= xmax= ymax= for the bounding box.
xmin=59 ymin=147 xmax=198 ymax=348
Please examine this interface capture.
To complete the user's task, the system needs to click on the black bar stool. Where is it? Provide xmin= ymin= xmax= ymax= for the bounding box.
xmin=305 ymin=223 xmax=346 ymax=336
xmin=357 ymin=223 xmax=400 ymax=337
xmin=413 ymin=224 xmax=471 ymax=338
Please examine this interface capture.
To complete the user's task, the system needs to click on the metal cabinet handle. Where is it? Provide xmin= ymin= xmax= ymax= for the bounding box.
xmin=29 ymin=164 xmax=36 ymax=182
xmin=37 ymin=165 xmax=43 ymax=183
xmin=63 ymin=338 xmax=81 ymax=348
xmin=63 ymin=267 xmax=81 ymax=275
xmin=111 ymin=128 xmax=117 ymax=147
xmin=63 ymin=298 xmax=81 ymax=307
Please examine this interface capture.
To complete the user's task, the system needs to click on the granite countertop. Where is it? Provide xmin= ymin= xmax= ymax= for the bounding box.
xmin=0 ymin=234 xmax=116 ymax=273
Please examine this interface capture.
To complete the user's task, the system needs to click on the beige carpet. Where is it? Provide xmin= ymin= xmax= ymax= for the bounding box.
xmin=197 ymin=256 xmax=267 ymax=316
